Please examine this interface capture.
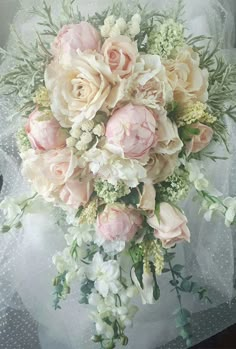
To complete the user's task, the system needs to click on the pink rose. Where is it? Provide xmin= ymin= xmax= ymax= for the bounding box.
xmin=147 ymin=202 xmax=190 ymax=248
xmin=60 ymin=178 xmax=93 ymax=209
xmin=25 ymin=109 xmax=67 ymax=150
xmin=106 ymin=104 xmax=157 ymax=159
xmin=102 ymin=35 xmax=138 ymax=78
xmin=52 ymin=22 xmax=101 ymax=58
xmin=97 ymin=204 xmax=142 ymax=241
xmin=186 ymin=122 xmax=213 ymax=154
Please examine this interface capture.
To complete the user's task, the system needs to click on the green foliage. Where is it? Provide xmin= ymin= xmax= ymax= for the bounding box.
xmin=79 ymin=278 xmax=94 ymax=304
xmin=133 ymin=261 xmax=144 ymax=289
xmin=53 ymin=271 xmax=70 ymax=310
xmin=149 ymin=261 xmax=160 ymax=301
xmin=0 ymin=30 xmax=52 ymax=117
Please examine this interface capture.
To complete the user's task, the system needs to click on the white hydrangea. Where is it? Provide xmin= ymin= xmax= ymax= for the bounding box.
xmin=80 ymin=147 xmax=146 ymax=187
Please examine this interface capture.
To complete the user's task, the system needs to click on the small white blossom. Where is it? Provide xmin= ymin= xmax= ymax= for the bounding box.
xmin=80 ymin=132 xmax=93 ymax=145
xmin=104 ymin=15 xmax=115 ymax=27
xmin=75 ymin=140 xmax=88 ymax=151
xmin=81 ymin=120 xmax=94 ymax=132
xmin=66 ymin=136 xmax=77 ymax=147
xmin=132 ymin=13 xmax=142 ymax=24
xmin=0 ymin=197 xmax=22 ymax=221
xmin=93 ymin=124 xmax=105 ymax=137
xmin=100 ymin=24 xmax=110 ymax=38
xmin=115 ymin=18 xmax=127 ymax=32
xmin=109 ymin=25 xmax=121 ymax=37
xmin=128 ymin=22 xmax=140 ymax=37
xmin=70 ymin=127 xmax=82 ymax=139
xmin=86 ymin=252 xmax=121 ymax=297
xmin=223 ymin=197 xmax=236 ymax=227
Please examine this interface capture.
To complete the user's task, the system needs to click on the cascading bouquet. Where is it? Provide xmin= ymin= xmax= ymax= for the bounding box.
xmin=1 ymin=0 xmax=236 ymax=348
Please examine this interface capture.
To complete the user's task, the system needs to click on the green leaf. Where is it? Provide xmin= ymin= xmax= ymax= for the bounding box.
xmin=134 ymin=261 xmax=144 ymax=289
xmin=164 ymin=252 xmax=176 ymax=262
xmin=170 ymin=279 xmax=179 ymax=287
xmin=180 ymin=325 xmax=192 ymax=340
xmin=149 ymin=261 xmax=160 ymax=301
xmin=162 ymin=268 xmax=170 ymax=273
xmin=180 ymin=279 xmax=193 ymax=292
xmin=172 ymin=264 xmax=184 ymax=273
xmin=154 ymin=203 xmax=161 ymax=224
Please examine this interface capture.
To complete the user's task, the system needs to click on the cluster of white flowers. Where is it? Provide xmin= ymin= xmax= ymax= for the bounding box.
xmin=67 ymin=120 xmax=105 ymax=152
xmin=79 ymin=147 xmax=147 ymax=187
xmin=52 ymin=224 xmax=95 ymax=285
xmin=185 ymin=160 xmax=236 ymax=227
xmin=100 ymin=14 xmax=141 ymax=39
xmin=186 ymin=160 xmax=209 ymax=191
xmin=87 ymin=253 xmax=138 ymax=342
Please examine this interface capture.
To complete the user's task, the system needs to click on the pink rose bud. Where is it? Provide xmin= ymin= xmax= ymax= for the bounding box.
xmin=102 ymin=35 xmax=138 ymax=78
xmin=25 ymin=109 xmax=67 ymax=150
xmin=147 ymin=202 xmax=190 ymax=248
xmin=52 ymin=22 xmax=101 ymax=58
xmin=106 ymin=103 xmax=157 ymax=159
xmin=186 ymin=122 xmax=213 ymax=154
xmin=97 ymin=203 xmax=142 ymax=241
xmin=60 ymin=178 xmax=93 ymax=209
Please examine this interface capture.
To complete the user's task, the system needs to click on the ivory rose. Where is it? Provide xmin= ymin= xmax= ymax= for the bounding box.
xmin=105 ymin=103 xmax=157 ymax=159
xmin=165 ymin=47 xmax=209 ymax=104
xmin=97 ymin=204 xmax=142 ymax=241
xmin=52 ymin=22 xmax=101 ymax=61
xmin=138 ymin=183 xmax=156 ymax=211
xmin=45 ymin=52 xmax=117 ymax=127
xmin=102 ymin=35 xmax=138 ymax=78
xmin=147 ymin=202 xmax=190 ymax=248
xmin=21 ymin=148 xmax=77 ymax=200
xmin=25 ymin=109 xmax=67 ymax=150
xmin=155 ymin=115 xmax=183 ymax=155
xmin=146 ymin=152 xmax=178 ymax=183
xmin=127 ymin=54 xmax=173 ymax=109
xmin=60 ymin=178 xmax=93 ymax=209
xmin=186 ymin=122 xmax=213 ymax=154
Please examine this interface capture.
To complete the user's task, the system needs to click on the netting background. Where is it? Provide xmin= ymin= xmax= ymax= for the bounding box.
xmin=0 ymin=1 xmax=236 ymax=348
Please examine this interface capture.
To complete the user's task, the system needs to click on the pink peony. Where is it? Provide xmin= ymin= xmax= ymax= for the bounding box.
xmin=102 ymin=35 xmax=138 ymax=78
xmin=25 ymin=109 xmax=67 ymax=150
xmin=105 ymin=103 xmax=157 ymax=159
xmin=60 ymin=178 xmax=93 ymax=209
xmin=52 ymin=22 xmax=101 ymax=58
xmin=186 ymin=122 xmax=213 ymax=154
xmin=97 ymin=203 xmax=142 ymax=241
xmin=147 ymin=202 xmax=190 ymax=248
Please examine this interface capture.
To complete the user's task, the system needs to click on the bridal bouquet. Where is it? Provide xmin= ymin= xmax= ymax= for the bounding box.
xmin=1 ymin=1 xmax=236 ymax=348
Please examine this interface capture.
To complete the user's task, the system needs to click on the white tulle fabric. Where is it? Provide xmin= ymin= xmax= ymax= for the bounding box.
xmin=0 ymin=1 xmax=236 ymax=348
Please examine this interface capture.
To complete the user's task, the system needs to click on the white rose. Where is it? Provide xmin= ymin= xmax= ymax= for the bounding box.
xmin=45 ymin=51 xmax=117 ymax=127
